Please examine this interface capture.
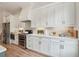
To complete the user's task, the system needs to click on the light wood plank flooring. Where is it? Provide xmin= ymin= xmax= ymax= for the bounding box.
xmin=0 ymin=43 xmax=48 ymax=57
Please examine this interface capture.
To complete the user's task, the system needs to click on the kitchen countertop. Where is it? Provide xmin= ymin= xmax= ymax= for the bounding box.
xmin=0 ymin=45 xmax=7 ymax=53
xmin=27 ymin=34 xmax=78 ymax=40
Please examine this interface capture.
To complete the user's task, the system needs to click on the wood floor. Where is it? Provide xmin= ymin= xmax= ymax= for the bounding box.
xmin=0 ymin=43 xmax=47 ymax=57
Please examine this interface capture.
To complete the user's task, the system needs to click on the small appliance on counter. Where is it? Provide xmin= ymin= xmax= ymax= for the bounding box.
xmin=25 ymin=30 xmax=33 ymax=34
xmin=37 ymin=30 xmax=44 ymax=35
xmin=49 ymin=27 xmax=78 ymax=38
xmin=36 ymin=28 xmax=45 ymax=35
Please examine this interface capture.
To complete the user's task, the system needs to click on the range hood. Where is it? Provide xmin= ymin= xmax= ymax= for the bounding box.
xmin=19 ymin=7 xmax=32 ymax=22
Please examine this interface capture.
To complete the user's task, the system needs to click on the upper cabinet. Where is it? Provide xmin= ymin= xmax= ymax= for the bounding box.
xmin=31 ymin=8 xmax=47 ymax=28
xmin=47 ymin=6 xmax=55 ymax=27
xmin=75 ymin=3 xmax=79 ymax=28
xmin=31 ymin=3 xmax=76 ymax=28
xmin=48 ymin=3 xmax=75 ymax=27
xmin=63 ymin=3 xmax=75 ymax=27
xmin=54 ymin=3 xmax=75 ymax=27
xmin=31 ymin=9 xmax=39 ymax=27
xmin=54 ymin=4 xmax=64 ymax=27
xmin=10 ymin=15 xmax=20 ymax=32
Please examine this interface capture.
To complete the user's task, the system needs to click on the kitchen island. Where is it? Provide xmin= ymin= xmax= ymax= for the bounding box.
xmin=0 ymin=45 xmax=7 ymax=57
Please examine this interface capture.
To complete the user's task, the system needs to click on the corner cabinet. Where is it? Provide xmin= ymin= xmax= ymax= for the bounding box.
xmin=60 ymin=39 xmax=78 ymax=57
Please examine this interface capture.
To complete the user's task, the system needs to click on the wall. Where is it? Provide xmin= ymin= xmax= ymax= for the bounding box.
xmin=0 ymin=18 xmax=3 ymax=33
xmin=32 ymin=27 xmax=68 ymax=36
xmin=76 ymin=3 xmax=79 ymax=38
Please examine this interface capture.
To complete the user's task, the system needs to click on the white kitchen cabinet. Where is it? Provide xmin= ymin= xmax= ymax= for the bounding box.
xmin=36 ymin=9 xmax=42 ymax=27
xmin=76 ymin=3 xmax=79 ymax=27
xmin=31 ymin=9 xmax=39 ymax=27
xmin=31 ymin=3 xmax=75 ymax=27
xmin=50 ymin=38 xmax=60 ymax=57
xmin=32 ymin=36 xmax=50 ymax=55
xmin=46 ymin=6 xmax=55 ymax=27
xmin=27 ymin=35 xmax=79 ymax=57
xmin=54 ymin=3 xmax=75 ymax=27
xmin=10 ymin=15 xmax=20 ymax=44
xmin=40 ymin=8 xmax=48 ymax=27
xmin=55 ymin=4 xmax=64 ymax=27
xmin=40 ymin=37 xmax=50 ymax=55
xmin=63 ymin=3 xmax=75 ymax=26
xmin=10 ymin=15 xmax=16 ymax=32
xmin=32 ymin=37 xmax=40 ymax=52
xmin=27 ymin=35 xmax=50 ymax=55
xmin=60 ymin=39 xmax=79 ymax=57
xmin=27 ymin=36 xmax=33 ymax=49
xmin=31 ymin=8 xmax=47 ymax=27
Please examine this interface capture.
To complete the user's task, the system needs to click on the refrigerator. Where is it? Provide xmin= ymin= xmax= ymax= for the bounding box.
xmin=2 ymin=23 xmax=10 ymax=44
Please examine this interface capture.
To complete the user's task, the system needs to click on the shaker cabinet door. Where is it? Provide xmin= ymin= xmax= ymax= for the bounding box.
xmin=27 ymin=36 xmax=33 ymax=49
xmin=47 ymin=6 xmax=55 ymax=27
xmin=64 ymin=3 xmax=75 ymax=26
xmin=33 ymin=37 xmax=40 ymax=52
xmin=60 ymin=39 xmax=78 ymax=57
xmin=40 ymin=37 xmax=50 ymax=55
xmin=50 ymin=39 xmax=60 ymax=57
xmin=55 ymin=5 xmax=64 ymax=27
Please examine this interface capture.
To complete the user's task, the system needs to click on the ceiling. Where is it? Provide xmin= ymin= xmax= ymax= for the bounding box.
xmin=0 ymin=2 xmax=53 ymax=14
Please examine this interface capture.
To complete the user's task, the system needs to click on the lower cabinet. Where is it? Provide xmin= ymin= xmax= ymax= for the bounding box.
xmin=27 ymin=35 xmax=79 ymax=57
xmin=27 ymin=35 xmax=50 ymax=55
xmin=60 ymin=39 xmax=79 ymax=57
xmin=50 ymin=39 xmax=60 ymax=57
xmin=32 ymin=37 xmax=50 ymax=55
xmin=27 ymin=36 xmax=33 ymax=50
xmin=33 ymin=37 xmax=40 ymax=52
xmin=40 ymin=37 xmax=50 ymax=55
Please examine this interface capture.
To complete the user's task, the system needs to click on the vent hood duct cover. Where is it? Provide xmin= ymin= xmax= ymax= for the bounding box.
xmin=19 ymin=7 xmax=32 ymax=21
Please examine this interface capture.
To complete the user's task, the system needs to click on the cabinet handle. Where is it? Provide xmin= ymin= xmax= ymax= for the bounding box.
xmin=60 ymin=45 xmax=64 ymax=49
